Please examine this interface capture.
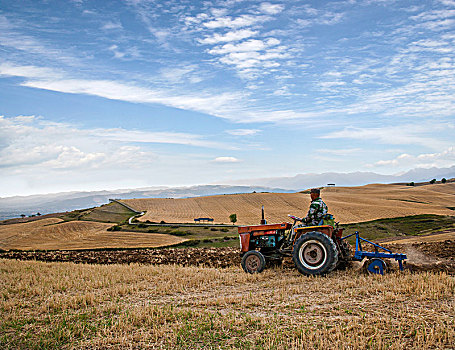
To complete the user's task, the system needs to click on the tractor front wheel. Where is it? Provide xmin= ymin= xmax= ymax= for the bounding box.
xmin=292 ymin=231 xmax=338 ymax=275
xmin=241 ymin=251 xmax=266 ymax=273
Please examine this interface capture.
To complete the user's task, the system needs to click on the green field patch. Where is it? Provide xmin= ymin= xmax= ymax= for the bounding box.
xmin=341 ymin=214 xmax=455 ymax=241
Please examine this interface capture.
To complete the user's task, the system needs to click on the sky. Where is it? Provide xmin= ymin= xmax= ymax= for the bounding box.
xmin=0 ymin=0 xmax=454 ymax=197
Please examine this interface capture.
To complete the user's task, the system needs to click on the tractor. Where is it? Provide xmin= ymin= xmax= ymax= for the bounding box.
xmin=239 ymin=213 xmax=351 ymax=275
xmin=238 ymin=209 xmax=407 ymax=275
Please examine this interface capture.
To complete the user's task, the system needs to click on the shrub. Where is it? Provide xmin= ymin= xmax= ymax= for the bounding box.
xmin=442 ymin=178 xmax=447 ymax=183
xmin=430 ymin=179 xmax=436 ymax=184
xmin=107 ymin=225 xmax=121 ymax=231
xmin=229 ymin=213 xmax=237 ymax=225
xmin=210 ymin=228 xmax=218 ymax=231
xmin=170 ymin=230 xmax=189 ymax=236
xmin=407 ymin=182 xmax=415 ymax=186
xmin=220 ymin=228 xmax=229 ymax=232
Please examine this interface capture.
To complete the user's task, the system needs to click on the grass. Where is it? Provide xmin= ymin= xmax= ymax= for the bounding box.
xmin=0 ymin=259 xmax=453 ymax=349
xmin=341 ymin=214 xmax=455 ymax=241
xmin=119 ymin=223 xmax=240 ymax=248
xmin=59 ymin=202 xmax=136 ymax=223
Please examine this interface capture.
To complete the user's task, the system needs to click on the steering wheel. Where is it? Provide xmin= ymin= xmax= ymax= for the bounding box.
xmin=288 ymin=214 xmax=303 ymax=222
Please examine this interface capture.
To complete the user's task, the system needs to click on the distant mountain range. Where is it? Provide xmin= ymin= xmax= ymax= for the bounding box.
xmin=0 ymin=185 xmax=293 ymax=220
xmin=1 ymin=165 xmax=453 ymax=221
xmin=227 ymin=165 xmax=455 ymax=190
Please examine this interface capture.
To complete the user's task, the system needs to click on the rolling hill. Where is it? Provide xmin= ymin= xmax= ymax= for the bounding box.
xmin=0 ymin=218 xmax=186 ymax=250
xmin=124 ymin=183 xmax=455 ymax=225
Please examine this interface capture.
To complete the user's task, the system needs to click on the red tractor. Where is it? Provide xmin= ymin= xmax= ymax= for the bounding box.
xmin=238 ymin=214 xmax=351 ymax=275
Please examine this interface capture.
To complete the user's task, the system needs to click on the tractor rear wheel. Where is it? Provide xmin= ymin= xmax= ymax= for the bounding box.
xmin=241 ymin=251 xmax=266 ymax=273
xmin=292 ymin=231 xmax=338 ymax=275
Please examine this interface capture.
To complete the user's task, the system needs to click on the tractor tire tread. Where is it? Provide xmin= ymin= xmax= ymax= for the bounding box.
xmin=292 ymin=231 xmax=338 ymax=276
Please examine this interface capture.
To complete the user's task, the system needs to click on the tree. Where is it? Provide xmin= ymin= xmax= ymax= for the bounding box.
xmin=20 ymin=214 xmax=26 ymax=219
xmin=442 ymin=178 xmax=447 ymax=183
xmin=36 ymin=212 xmax=41 ymax=216
xmin=229 ymin=213 xmax=237 ymax=225
xmin=430 ymin=179 xmax=436 ymax=184
xmin=407 ymin=182 xmax=415 ymax=186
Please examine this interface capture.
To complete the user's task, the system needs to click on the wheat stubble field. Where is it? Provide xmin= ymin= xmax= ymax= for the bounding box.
xmin=1 ymin=183 xmax=454 ymax=349
xmin=125 ymin=183 xmax=455 ymax=225
xmin=0 ymin=260 xmax=453 ymax=349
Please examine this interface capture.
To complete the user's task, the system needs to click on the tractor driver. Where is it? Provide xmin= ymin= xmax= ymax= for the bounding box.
xmin=303 ymin=188 xmax=328 ymax=226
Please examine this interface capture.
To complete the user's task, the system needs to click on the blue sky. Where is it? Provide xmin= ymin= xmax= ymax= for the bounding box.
xmin=0 ymin=0 xmax=454 ymax=196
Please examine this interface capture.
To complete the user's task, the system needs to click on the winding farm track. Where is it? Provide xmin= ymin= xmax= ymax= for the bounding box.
xmin=123 ymin=183 xmax=455 ymax=225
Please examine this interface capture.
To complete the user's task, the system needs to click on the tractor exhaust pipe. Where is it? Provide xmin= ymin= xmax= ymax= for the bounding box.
xmin=260 ymin=205 xmax=267 ymax=225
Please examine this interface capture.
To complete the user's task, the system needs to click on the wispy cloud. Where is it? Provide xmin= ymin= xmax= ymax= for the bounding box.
xmin=0 ymin=62 xmax=64 ymax=79
xmin=321 ymin=124 xmax=452 ymax=150
xmin=203 ymin=14 xmax=271 ymax=29
xmin=315 ymin=148 xmax=362 ymax=156
xmin=226 ymin=129 xmax=261 ymax=136
xmin=92 ymin=128 xmax=235 ymax=149
xmin=296 ymin=5 xmax=345 ymax=27
xmin=101 ymin=21 xmax=123 ymax=30
xmin=198 ymin=29 xmax=258 ymax=44
xmin=259 ymin=3 xmax=285 ymax=15
xmin=212 ymin=156 xmax=240 ymax=163
xmin=370 ymin=147 xmax=455 ymax=168
xmin=18 ymin=76 xmax=243 ymax=120
xmin=0 ymin=115 xmax=234 ymax=172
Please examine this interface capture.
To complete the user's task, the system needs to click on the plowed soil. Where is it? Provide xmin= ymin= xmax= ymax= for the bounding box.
xmin=0 ymin=247 xmax=240 ymax=268
xmin=1 ymin=240 xmax=453 ymax=273
xmin=124 ymin=183 xmax=455 ymax=225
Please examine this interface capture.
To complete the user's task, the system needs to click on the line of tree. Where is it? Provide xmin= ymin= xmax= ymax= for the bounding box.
xmin=407 ymin=178 xmax=448 ymax=186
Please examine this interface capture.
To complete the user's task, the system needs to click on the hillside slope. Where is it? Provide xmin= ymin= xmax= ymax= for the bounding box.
xmin=0 ymin=219 xmax=186 ymax=250
xmin=123 ymin=183 xmax=455 ymax=225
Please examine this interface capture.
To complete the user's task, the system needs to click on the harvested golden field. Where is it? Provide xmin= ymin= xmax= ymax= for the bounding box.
xmin=0 ymin=219 xmax=186 ymax=250
xmin=1 ymin=259 xmax=453 ymax=349
xmin=124 ymin=183 xmax=455 ymax=225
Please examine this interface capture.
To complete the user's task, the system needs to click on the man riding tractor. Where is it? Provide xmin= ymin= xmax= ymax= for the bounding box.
xmin=239 ymin=188 xmax=349 ymax=275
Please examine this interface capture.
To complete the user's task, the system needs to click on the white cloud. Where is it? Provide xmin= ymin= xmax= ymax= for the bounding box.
xmin=0 ymin=62 xmax=64 ymax=79
xmin=259 ymin=3 xmax=284 ymax=15
xmin=198 ymin=29 xmax=258 ymax=44
xmin=0 ymin=115 xmax=236 ymax=173
xmin=371 ymin=147 xmax=455 ymax=168
xmin=226 ymin=129 xmax=260 ymax=136
xmin=16 ymin=75 xmax=242 ymax=120
xmin=92 ymin=128 xmax=234 ymax=149
xmin=207 ymin=38 xmax=288 ymax=72
xmin=213 ymin=156 xmax=240 ymax=163
xmin=208 ymin=38 xmax=280 ymax=55
xmin=410 ymin=9 xmax=455 ymax=21
xmin=0 ymin=115 xmax=157 ymax=171
xmin=321 ymin=124 xmax=452 ymax=150
xmin=203 ymin=15 xmax=270 ymax=29
xmin=101 ymin=21 xmax=123 ymax=30
xmin=1 ymin=63 xmax=312 ymax=124
xmin=296 ymin=8 xmax=345 ymax=27
xmin=159 ymin=65 xmax=199 ymax=83
xmin=315 ymin=148 xmax=362 ymax=156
